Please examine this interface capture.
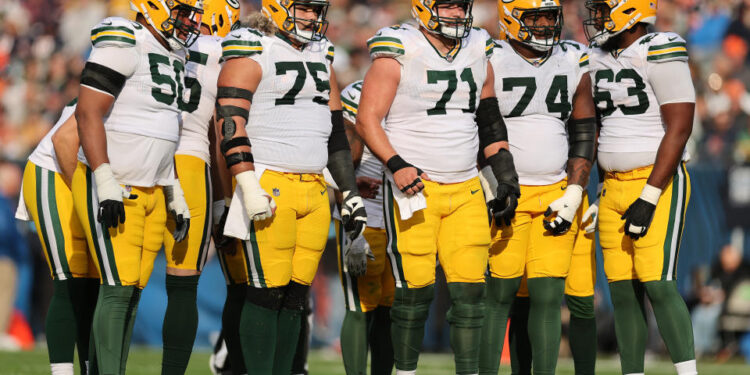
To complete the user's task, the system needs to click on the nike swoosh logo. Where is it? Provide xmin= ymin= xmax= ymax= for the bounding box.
xmin=347 ymin=92 xmax=356 ymax=100
xmin=320 ymin=190 xmax=326 ymax=195
xmin=668 ymin=36 xmax=678 ymax=42
xmin=102 ymin=20 xmax=112 ymax=26
xmin=471 ymin=189 xmax=480 ymax=195
xmin=231 ymin=33 xmax=242 ymax=38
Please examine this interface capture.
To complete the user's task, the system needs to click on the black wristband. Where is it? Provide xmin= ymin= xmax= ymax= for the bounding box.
xmin=386 ymin=155 xmax=411 ymax=174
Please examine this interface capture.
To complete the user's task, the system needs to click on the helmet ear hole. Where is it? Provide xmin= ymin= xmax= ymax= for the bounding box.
xmin=218 ymin=14 xmax=224 ymax=27
xmin=148 ymin=1 xmax=159 ymax=11
xmin=623 ymin=7 xmax=636 ymax=15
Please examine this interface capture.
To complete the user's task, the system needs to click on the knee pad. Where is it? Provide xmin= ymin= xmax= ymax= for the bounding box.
xmin=246 ymin=285 xmax=286 ymax=311
xmin=565 ymin=294 xmax=594 ymax=320
xmin=282 ymin=281 xmax=310 ymax=311
xmin=390 ymin=285 xmax=434 ymax=329
xmin=446 ymin=282 xmax=486 ymax=328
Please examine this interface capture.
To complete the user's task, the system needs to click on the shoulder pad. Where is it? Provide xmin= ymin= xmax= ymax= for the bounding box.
xmin=188 ymin=35 xmax=222 ymax=65
xmin=368 ymin=26 xmax=406 ymax=60
xmin=221 ymin=28 xmax=264 ymax=61
xmin=341 ymin=80 xmax=363 ymax=123
xmin=320 ymin=38 xmax=335 ymax=63
xmin=642 ymin=32 xmax=688 ymax=63
xmin=470 ymin=27 xmax=494 ymax=58
xmin=558 ymin=40 xmax=590 ymax=68
xmin=90 ymin=17 xmax=138 ymax=48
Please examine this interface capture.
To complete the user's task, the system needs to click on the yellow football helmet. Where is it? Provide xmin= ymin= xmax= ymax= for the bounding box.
xmin=498 ymin=0 xmax=562 ymax=52
xmin=261 ymin=0 xmax=330 ymax=42
xmin=202 ymin=0 xmax=241 ymax=37
xmin=130 ymin=0 xmax=204 ymax=49
xmin=584 ymin=0 xmax=657 ymax=46
xmin=411 ymin=0 xmax=474 ymax=39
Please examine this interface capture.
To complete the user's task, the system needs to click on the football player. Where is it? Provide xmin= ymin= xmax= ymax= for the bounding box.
xmin=70 ymin=1 xmax=201 ymax=373
xmin=356 ymin=1 xmax=519 ymax=374
xmin=336 ymin=80 xmax=395 ymax=375
xmin=159 ymin=0 xmax=241 ymax=373
xmin=16 ymin=99 xmax=100 ymax=375
xmin=214 ymin=1 xmax=366 ymax=373
xmin=584 ymin=1 xmax=696 ymax=374
xmin=478 ymin=1 xmax=597 ymax=374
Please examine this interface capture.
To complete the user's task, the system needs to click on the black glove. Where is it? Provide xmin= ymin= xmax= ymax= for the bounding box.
xmin=212 ymin=202 xmax=236 ymax=255
xmin=622 ymin=198 xmax=656 ymax=240
xmin=98 ymin=200 xmax=126 ymax=229
xmin=487 ymin=149 xmax=520 ymax=226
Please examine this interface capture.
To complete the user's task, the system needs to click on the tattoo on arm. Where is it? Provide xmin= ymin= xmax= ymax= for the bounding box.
xmin=567 ymin=157 xmax=592 ymax=187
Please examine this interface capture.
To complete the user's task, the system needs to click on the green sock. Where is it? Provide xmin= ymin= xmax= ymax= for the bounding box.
xmin=292 ymin=306 xmax=311 ymax=375
xmin=608 ymin=280 xmax=647 ymax=374
xmin=447 ymin=282 xmax=486 ymax=375
xmin=87 ymin=324 xmax=98 ymax=375
xmin=162 ymin=275 xmax=200 ymax=375
xmin=390 ymin=285 xmax=434 ymax=371
xmin=369 ymin=306 xmax=394 ymax=375
xmin=119 ymin=288 xmax=141 ymax=375
xmin=46 ymin=280 xmax=78 ymax=364
xmin=341 ymin=310 xmax=368 ymax=375
xmin=92 ymin=285 xmax=136 ymax=375
xmin=71 ymin=278 xmax=99 ymax=375
xmin=565 ymin=294 xmax=596 ymax=375
xmin=222 ymin=284 xmax=246 ymax=374
xmin=644 ymin=281 xmax=696 ymax=363
xmin=526 ymin=277 xmax=564 ymax=375
xmin=509 ymin=297 xmax=531 ymax=375
xmin=479 ymin=276 xmax=522 ymax=375
xmin=239 ymin=300 xmax=278 ymax=373
xmin=272 ymin=308 xmax=303 ymax=375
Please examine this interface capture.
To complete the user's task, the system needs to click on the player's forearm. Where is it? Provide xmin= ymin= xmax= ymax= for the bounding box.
xmin=345 ymin=123 xmax=364 ymax=168
xmin=482 ymin=141 xmax=507 ymax=159
xmin=51 ymin=119 xmax=80 ymax=186
xmin=75 ymin=109 xmax=109 ymax=171
xmin=647 ymin=102 xmax=694 ymax=189
xmin=355 ymin=117 xmax=397 ymax=165
xmin=566 ymin=158 xmax=592 ymax=188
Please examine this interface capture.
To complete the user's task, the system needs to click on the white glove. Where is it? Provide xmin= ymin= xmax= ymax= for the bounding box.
xmin=341 ymin=190 xmax=367 ymax=240
xmin=582 ymin=183 xmax=602 ymax=234
xmin=165 ymin=180 xmax=191 ymax=242
xmin=93 ymin=163 xmax=134 ymax=228
xmin=236 ymin=171 xmax=276 ymax=221
xmin=343 ymin=232 xmax=375 ymax=278
xmin=543 ymin=184 xmax=583 ymax=235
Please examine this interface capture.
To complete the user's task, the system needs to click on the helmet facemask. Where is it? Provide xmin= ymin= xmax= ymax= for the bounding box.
xmin=584 ymin=0 xmax=615 ymax=46
xmin=165 ymin=3 xmax=203 ymax=48
xmin=281 ymin=0 xmax=330 ymax=42
xmin=514 ymin=6 xmax=563 ymax=52
xmin=433 ymin=0 xmax=473 ymax=39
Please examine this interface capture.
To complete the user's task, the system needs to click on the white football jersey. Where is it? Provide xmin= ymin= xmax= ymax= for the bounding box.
xmin=368 ymin=24 xmax=493 ymax=183
xmin=589 ymin=32 xmax=690 ymax=170
xmin=79 ymin=17 xmax=186 ymax=186
xmin=490 ymin=40 xmax=590 ymax=186
xmin=342 ymin=80 xmax=385 ymax=229
xmin=221 ymin=29 xmax=335 ymax=174
xmin=178 ymin=34 xmax=223 ymax=164
xmin=28 ymin=100 xmax=77 ymax=174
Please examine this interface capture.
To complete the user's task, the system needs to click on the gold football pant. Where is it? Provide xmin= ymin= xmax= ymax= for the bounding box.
xmin=242 ymin=170 xmax=331 ymax=288
xmin=384 ymin=177 xmax=490 ymax=288
xmin=565 ymin=194 xmax=596 ymax=297
xmin=72 ymin=162 xmax=166 ymax=288
xmin=336 ymin=222 xmax=395 ymax=312
xmin=163 ymin=154 xmax=212 ymax=272
xmin=22 ymin=162 xmax=98 ymax=280
xmin=599 ymin=163 xmax=690 ymax=282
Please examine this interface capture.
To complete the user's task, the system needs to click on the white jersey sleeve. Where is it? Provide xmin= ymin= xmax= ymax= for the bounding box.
xmin=341 ymin=80 xmax=363 ymax=124
xmin=370 ymin=24 xmax=488 ymax=183
xmin=85 ymin=18 xmax=140 ymax=85
xmin=221 ymin=27 xmax=264 ymax=62
xmin=177 ymin=35 xmax=223 ymax=164
xmin=28 ymin=100 xmax=77 ymax=174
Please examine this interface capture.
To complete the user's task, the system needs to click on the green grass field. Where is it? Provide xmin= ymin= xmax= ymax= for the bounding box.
xmin=0 ymin=348 xmax=748 ymax=374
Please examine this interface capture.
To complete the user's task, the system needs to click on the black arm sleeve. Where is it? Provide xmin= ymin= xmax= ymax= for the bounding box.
xmin=327 ymin=110 xmax=359 ymax=193
xmin=476 ymin=97 xmax=509 ymax=150
xmin=567 ymin=117 xmax=597 ymax=161
xmin=80 ymin=62 xmax=127 ymax=97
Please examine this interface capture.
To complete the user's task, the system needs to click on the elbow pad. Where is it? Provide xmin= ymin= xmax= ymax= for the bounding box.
xmin=80 ymin=62 xmax=126 ymax=97
xmin=568 ymin=117 xmax=596 ymax=161
xmin=476 ymin=97 xmax=508 ymax=150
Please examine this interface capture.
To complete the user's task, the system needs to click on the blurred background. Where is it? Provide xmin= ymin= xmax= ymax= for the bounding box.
xmin=1 ymin=0 xmax=750 ymax=367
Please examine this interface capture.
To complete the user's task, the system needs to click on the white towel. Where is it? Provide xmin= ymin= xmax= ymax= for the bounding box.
xmin=15 ymin=187 xmax=30 ymax=221
xmin=385 ymin=171 xmax=426 ymax=221
xmin=223 ymin=165 xmax=268 ymax=241
xmin=478 ymin=166 xmax=497 ymax=203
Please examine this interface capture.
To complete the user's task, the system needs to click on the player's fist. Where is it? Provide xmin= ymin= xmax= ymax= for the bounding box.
xmin=622 ymin=184 xmax=661 ymax=240
xmin=387 ymin=155 xmax=430 ymax=196
xmin=491 ymin=182 xmax=520 ymax=226
xmin=544 ymin=184 xmax=583 ymax=235
xmin=212 ymin=200 xmax=236 ymax=254
xmin=236 ymin=171 xmax=276 ymax=222
xmin=581 ymin=183 xmax=602 ymax=234
xmin=165 ymin=181 xmax=191 ymax=242
xmin=93 ymin=163 xmax=136 ymax=229
xmin=356 ymin=176 xmax=382 ymax=199
xmin=343 ymin=233 xmax=374 ymax=278
xmin=342 ymin=191 xmax=367 ymax=240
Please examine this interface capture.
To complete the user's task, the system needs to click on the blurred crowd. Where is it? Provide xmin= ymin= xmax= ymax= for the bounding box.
xmin=2 ymin=0 xmax=750 ymax=362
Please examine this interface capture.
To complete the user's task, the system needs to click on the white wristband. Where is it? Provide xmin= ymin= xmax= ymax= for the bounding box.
xmin=235 ymin=170 xmax=266 ymax=197
xmin=639 ymin=184 xmax=662 ymax=205
xmin=93 ymin=163 xmax=123 ymax=203
xmin=564 ymin=184 xmax=584 ymax=198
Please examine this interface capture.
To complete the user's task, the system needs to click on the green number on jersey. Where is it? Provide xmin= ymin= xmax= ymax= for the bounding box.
xmin=425 ymin=68 xmax=478 ymax=116
xmin=180 ymin=51 xmax=207 ymax=113
xmin=593 ymin=68 xmax=650 ymax=117
xmin=502 ymin=77 xmax=536 ymax=117
xmin=148 ymin=53 xmax=185 ymax=106
xmin=546 ymin=75 xmax=571 ymax=120
xmin=274 ymin=61 xmax=331 ymax=106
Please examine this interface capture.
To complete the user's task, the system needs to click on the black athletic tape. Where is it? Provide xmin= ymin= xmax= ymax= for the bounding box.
xmin=282 ymin=281 xmax=310 ymax=311
xmin=568 ymin=117 xmax=597 ymax=161
xmin=487 ymin=149 xmax=519 ymax=187
xmin=217 ymin=86 xmax=254 ymax=102
xmin=216 ymin=105 xmax=249 ymax=122
xmin=476 ymin=97 xmax=508 ymax=150
xmin=80 ymin=62 xmax=127 ymax=97
xmin=327 ymin=149 xmax=358 ymax=193
xmin=327 ymin=110 xmax=349 ymax=154
xmin=220 ymin=136 xmax=251 ymax=154
xmin=246 ymin=286 xmax=285 ymax=310
xmin=224 ymin=152 xmax=254 ymax=168
xmin=400 ymin=177 xmax=423 ymax=193
xmin=386 ymin=155 xmax=414 ymax=174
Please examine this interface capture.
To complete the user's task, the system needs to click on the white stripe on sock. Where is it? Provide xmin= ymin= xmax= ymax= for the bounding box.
xmin=675 ymin=359 xmax=697 ymax=375
xmin=50 ymin=362 xmax=74 ymax=375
